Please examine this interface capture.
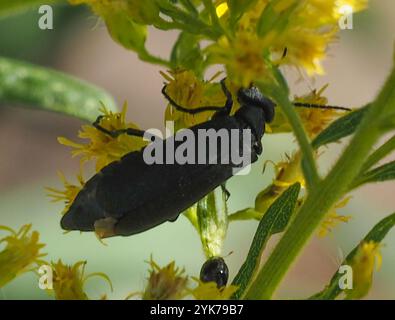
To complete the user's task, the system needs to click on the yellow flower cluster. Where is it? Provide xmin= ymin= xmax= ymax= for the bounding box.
xmin=50 ymin=259 xmax=113 ymax=300
xmin=141 ymin=258 xmax=189 ymax=300
xmin=255 ymin=152 xmax=351 ymax=237
xmin=318 ymin=197 xmax=352 ymax=237
xmin=346 ymin=241 xmax=382 ymax=299
xmin=59 ymin=104 xmax=146 ymax=172
xmin=46 ymin=172 xmax=85 ymax=215
xmin=208 ymin=0 xmax=368 ymax=86
xmin=190 ymin=279 xmax=238 ymax=300
xmin=255 ymin=151 xmax=304 ymax=215
xmin=270 ymin=85 xmax=344 ymax=138
xmin=208 ymin=33 xmax=271 ymax=88
xmin=162 ymin=70 xmax=229 ymax=129
xmin=128 ymin=257 xmax=237 ymax=300
xmin=0 ymin=224 xmax=46 ymax=288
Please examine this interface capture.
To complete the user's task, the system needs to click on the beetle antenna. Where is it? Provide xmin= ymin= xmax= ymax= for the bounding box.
xmin=293 ymin=102 xmax=351 ymax=111
xmin=161 ymin=78 xmax=233 ymax=116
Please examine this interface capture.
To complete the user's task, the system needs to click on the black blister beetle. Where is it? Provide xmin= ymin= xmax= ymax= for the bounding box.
xmin=61 ymin=79 xmax=275 ymax=238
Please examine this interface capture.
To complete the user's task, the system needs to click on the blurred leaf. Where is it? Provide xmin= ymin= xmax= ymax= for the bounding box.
xmin=171 ymin=32 xmax=204 ymax=76
xmin=228 ymin=0 xmax=256 ymax=22
xmin=0 ymin=0 xmax=61 ymax=17
xmin=231 ymin=183 xmax=301 ymax=299
xmin=351 ymin=160 xmax=395 ymax=189
xmin=103 ymin=11 xmax=147 ymax=53
xmin=256 ymin=1 xmax=299 ymax=37
xmin=179 ymin=0 xmax=198 ymax=16
xmin=98 ymin=8 xmax=169 ymax=66
xmin=0 ymin=57 xmax=117 ymax=122
xmin=310 ymin=212 xmax=395 ymax=300
xmin=156 ymin=1 xmax=219 ymax=38
xmin=312 ymin=105 xmax=371 ymax=149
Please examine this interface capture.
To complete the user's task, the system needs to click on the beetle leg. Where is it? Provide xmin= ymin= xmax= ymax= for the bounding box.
xmin=161 ymin=78 xmax=233 ymax=116
xmin=94 ymin=217 xmax=118 ymax=238
xmin=213 ymin=78 xmax=233 ymax=118
xmin=221 ymin=183 xmax=231 ymax=201
xmin=93 ymin=115 xmax=146 ymax=138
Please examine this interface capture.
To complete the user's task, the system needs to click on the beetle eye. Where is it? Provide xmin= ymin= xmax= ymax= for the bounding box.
xmin=199 ymin=257 xmax=229 ymax=288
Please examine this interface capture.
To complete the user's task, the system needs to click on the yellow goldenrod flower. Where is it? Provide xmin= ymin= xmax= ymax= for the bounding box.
xmin=255 ymin=151 xmax=305 ymax=214
xmin=345 ymin=241 xmax=381 ymax=299
xmin=162 ymin=70 xmax=229 ymax=129
xmin=46 ymin=172 xmax=85 ymax=215
xmin=51 ymin=259 xmax=112 ymax=300
xmin=210 ymin=0 xmax=368 ymax=81
xmin=207 ymin=33 xmax=271 ymax=88
xmin=0 ymin=224 xmax=46 ymax=288
xmin=59 ymin=104 xmax=146 ymax=172
xmin=140 ymin=257 xmax=189 ymax=300
xmin=295 ymin=85 xmax=344 ymax=138
xmin=269 ymin=85 xmax=344 ymax=137
xmin=319 ymin=197 xmax=352 ymax=237
xmin=190 ymin=278 xmax=238 ymax=300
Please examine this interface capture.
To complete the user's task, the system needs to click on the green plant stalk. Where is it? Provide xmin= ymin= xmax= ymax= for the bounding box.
xmin=245 ymin=65 xmax=395 ymax=300
xmin=271 ymin=86 xmax=320 ymax=189
xmin=138 ymin=49 xmax=171 ymax=68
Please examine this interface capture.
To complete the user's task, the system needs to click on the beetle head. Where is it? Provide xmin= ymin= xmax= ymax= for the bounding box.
xmin=237 ymin=86 xmax=275 ymax=123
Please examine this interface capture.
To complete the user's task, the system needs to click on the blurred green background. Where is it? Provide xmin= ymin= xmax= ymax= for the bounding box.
xmin=0 ymin=1 xmax=394 ymax=299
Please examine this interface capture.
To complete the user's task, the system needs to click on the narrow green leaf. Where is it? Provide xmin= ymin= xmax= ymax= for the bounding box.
xmin=103 ymin=11 xmax=147 ymax=53
xmin=310 ymin=212 xmax=395 ymax=300
xmin=231 ymin=183 xmax=301 ymax=299
xmin=361 ymin=135 xmax=395 ymax=172
xmin=312 ymin=105 xmax=371 ymax=149
xmin=227 ymin=0 xmax=257 ymax=28
xmin=351 ymin=160 xmax=395 ymax=189
xmin=0 ymin=0 xmax=60 ymax=17
xmin=0 ymin=57 xmax=117 ymax=122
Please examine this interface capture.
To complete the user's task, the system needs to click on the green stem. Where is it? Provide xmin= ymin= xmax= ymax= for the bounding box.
xmin=138 ymin=50 xmax=171 ymax=68
xmin=245 ymin=65 xmax=395 ymax=300
xmin=271 ymin=86 xmax=320 ymax=189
